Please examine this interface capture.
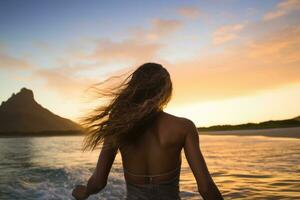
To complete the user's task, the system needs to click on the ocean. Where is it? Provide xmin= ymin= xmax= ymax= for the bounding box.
xmin=0 ymin=134 xmax=299 ymax=200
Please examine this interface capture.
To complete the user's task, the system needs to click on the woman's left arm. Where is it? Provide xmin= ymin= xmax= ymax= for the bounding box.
xmin=72 ymin=139 xmax=118 ymax=200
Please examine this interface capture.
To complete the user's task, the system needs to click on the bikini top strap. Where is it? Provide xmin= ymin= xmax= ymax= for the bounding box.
xmin=123 ymin=164 xmax=181 ymax=178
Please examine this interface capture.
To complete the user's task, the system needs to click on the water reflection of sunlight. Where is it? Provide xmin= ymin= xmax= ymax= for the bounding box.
xmin=1 ymin=135 xmax=300 ymax=199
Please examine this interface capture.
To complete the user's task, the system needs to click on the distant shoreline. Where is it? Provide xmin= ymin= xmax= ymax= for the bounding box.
xmin=200 ymin=127 xmax=300 ymax=139
xmin=197 ymin=118 xmax=300 ymax=139
xmin=198 ymin=118 xmax=300 ymax=132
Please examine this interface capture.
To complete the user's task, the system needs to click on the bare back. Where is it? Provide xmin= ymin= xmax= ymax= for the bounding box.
xmin=119 ymin=111 xmax=187 ymax=184
xmin=79 ymin=110 xmax=223 ymax=199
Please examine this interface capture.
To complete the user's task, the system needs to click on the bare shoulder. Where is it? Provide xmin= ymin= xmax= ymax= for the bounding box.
xmin=160 ymin=111 xmax=197 ymax=135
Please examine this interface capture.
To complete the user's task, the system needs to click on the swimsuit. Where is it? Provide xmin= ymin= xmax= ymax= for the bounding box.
xmin=124 ymin=165 xmax=181 ymax=200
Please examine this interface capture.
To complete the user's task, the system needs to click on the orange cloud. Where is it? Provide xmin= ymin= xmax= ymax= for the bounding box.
xmin=263 ymin=0 xmax=300 ymax=21
xmin=88 ymin=38 xmax=161 ymax=64
xmin=245 ymin=25 xmax=300 ymax=63
xmin=0 ymin=48 xmax=32 ymax=70
xmin=59 ymin=19 xmax=181 ymax=65
xmin=27 ymin=18 xmax=180 ymax=100
xmin=131 ymin=19 xmax=183 ymax=41
xmin=167 ymin=25 xmax=300 ymax=107
xmin=33 ymin=67 xmax=96 ymax=99
xmin=177 ymin=6 xmax=200 ymax=19
xmin=212 ymin=23 xmax=246 ymax=45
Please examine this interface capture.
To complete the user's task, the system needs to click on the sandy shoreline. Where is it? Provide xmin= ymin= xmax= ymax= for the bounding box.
xmin=200 ymin=127 xmax=300 ymax=139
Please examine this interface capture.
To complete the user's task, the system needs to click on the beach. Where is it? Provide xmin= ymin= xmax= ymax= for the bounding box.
xmin=201 ymin=127 xmax=300 ymax=139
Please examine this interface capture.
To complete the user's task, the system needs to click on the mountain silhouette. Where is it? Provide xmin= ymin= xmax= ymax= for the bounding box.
xmin=0 ymin=88 xmax=81 ymax=133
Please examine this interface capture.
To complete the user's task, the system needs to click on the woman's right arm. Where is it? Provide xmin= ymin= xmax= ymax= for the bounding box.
xmin=183 ymin=119 xmax=223 ymax=200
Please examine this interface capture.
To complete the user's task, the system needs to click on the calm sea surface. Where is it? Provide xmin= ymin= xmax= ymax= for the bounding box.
xmin=0 ymin=134 xmax=299 ymax=200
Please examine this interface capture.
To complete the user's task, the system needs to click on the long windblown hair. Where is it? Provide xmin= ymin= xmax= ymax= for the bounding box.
xmin=81 ymin=62 xmax=173 ymax=151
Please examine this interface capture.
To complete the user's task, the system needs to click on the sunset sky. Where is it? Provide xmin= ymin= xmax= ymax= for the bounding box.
xmin=0 ymin=0 xmax=300 ymax=126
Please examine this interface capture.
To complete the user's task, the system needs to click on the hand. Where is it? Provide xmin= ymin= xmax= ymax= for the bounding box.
xmin=72 ymin=185 xmax=89 ymax=200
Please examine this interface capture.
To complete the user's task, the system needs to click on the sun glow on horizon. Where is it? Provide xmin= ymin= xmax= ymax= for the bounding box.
xmin=167 ymin=83 xmax=300 ymax=127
